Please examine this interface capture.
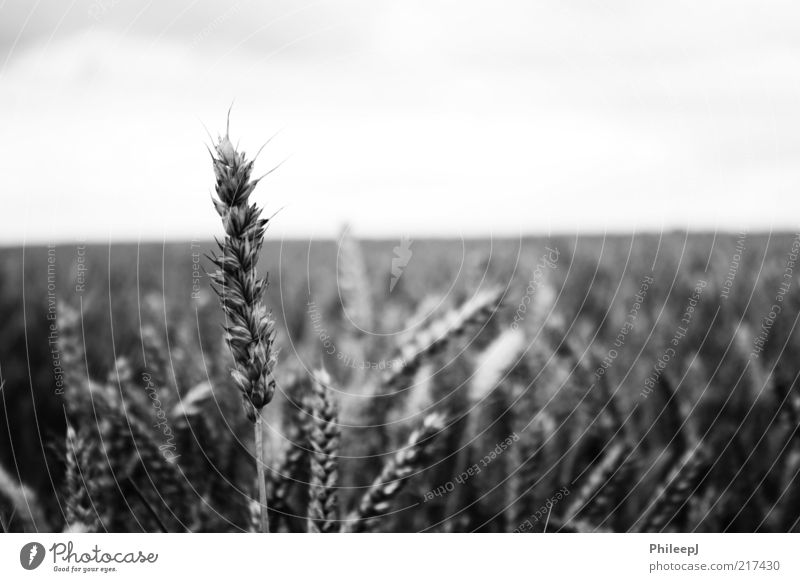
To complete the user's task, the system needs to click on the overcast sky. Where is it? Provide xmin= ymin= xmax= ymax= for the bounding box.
xmin=1 ymin=1 xmax=798 ymax=243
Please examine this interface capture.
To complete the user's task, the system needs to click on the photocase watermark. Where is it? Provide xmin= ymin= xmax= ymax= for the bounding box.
xmin=307 ymin=299 xmax=404 ymax=370
xmin=20 ymin=542 xmax=46 ymax=570
xmin=75 ymin=241 xmax=88 ymax=295
xmin=20 ymin=540 xmax=158 ymax=573
xmin=47 ymin=323 xmax=65 ymax=397
xmin=511 ymin=246 xmax=559 ymax=330
xmin=47 ymin=541 xmax=158 ymax=574
xmin=641 ymin=278 xmax=707 ymax=399
xmin=389 ymin=235 xmax=413 ymax=293
xmin=595 ymin=273 xmax=653 ymax=380
xmin=720 ymin=230 xmax=746 ymax=302
xmin=45 ymin=244 xmax=65 ymax=396
xmin=141 ymin=372 xmax=180 ymax=463
xmin=422 ymin=433 xmax=519 ymax=502
xmin=190 ymin=1 xmax=251 ymax=48
xmin=751 ymin=232 xmax=800 ymax=359
xmin=513 ymin=486 xmax=570 ymax=532
xmin=190 ymin=239 xmax=202 ymax=301
xmin=88 ymin=0 xmax=122 ymax=21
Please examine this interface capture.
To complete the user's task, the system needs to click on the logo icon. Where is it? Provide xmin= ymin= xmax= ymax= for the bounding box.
xmin=389 ymin=235 xmax=413 ymax=293
xmin=20 ymin=542 xmax=46 ymax=570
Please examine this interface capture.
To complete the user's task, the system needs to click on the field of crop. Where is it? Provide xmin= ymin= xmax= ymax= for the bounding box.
xmin=2 ymin=221 xmax=799 ymax=533
xmin=0 ymin=134 xmax=797 ymax=535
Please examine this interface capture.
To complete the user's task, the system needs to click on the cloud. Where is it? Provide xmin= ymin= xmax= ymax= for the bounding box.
xmin=0 ymin=2 xmax=799 ymax=243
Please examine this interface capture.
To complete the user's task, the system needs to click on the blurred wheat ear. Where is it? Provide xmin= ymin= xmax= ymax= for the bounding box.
xmin=0 ymin=441 xmax=49 ymax=533
xmin=208 ymin=117 xmax=278 ymax=532
xmin=266 ymin=376 xmax=310 ymax=532
xmin=343 ymin=412 xmax=446 ymax=532
xmin=337 ymin=225 xmax=374 ymax=334
xmin=383 ymin=287 xmax=505 ymax=390
xmin=306 ymin=369 xmax=341 ymax=533
xmin=636 ymin=443 xmax=710 ymax=533
xmin=362 ymin=288 xmax=504 ymax=461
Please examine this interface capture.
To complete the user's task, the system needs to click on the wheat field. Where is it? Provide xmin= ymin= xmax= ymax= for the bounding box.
xmin=0 ymin=134 xmax=798 ymax=534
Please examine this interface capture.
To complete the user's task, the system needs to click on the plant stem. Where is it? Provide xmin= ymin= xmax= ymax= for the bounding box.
xmin=255 ymin=411 xmax=270 ymax=533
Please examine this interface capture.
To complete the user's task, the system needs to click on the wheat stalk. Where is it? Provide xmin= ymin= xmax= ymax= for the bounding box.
xmin=343 ymin=412 xmax=446 ymax=532
xmin=208 ymin=120 xmax=278 ymax=532
xmin=306 ymin=369 xmax=341 ymax=533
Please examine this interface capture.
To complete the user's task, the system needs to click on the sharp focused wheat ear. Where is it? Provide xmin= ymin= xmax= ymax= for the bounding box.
xmin=343 ymin=412 xmax=446 ymax=532
xmin=209 ymin=130 xmax=277 ymax=420
xmin=209 ymin=123 xmax=278 ymax=532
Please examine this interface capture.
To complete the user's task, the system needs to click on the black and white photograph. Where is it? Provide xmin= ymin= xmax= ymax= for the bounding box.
xmin=0 ymin=1 xmax=799 ymax=579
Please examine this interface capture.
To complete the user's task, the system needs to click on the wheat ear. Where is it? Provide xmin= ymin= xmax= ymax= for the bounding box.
xmin=687 ymin=483 xmax=720 ymax=532
xmin=265 ymin=420 xmax=307 ymax=531
xmin=343 ymin=413 xmax=446 ymax=532
xmin=560 ymin=440 xmax=631 ymax=531
xmin=337 ymin=225 xmax=374 ymax=333
xmin=307 ymin=369 xmax=341 ymax=533
xmin=361 ymin=288 xmax=502 ymax=470
xmin=63 ymin=423 xmax=102 ymax=532
xmin=308 ymin=370 xmax=339 ymax=533
xmin=636 ymin=444 xmax=708 ymax=532
xmin=0 ymin=456 xmax=49 ymax=532
xmin=382 ymin=287 xmax=504 ymax=390
xmin=208 ymin=123 xmax=278 ymax=532
xmin=56 ymin=302 xmax=90 ymax=414
xmin=581 ymin=450 xmax=640 ymax=530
